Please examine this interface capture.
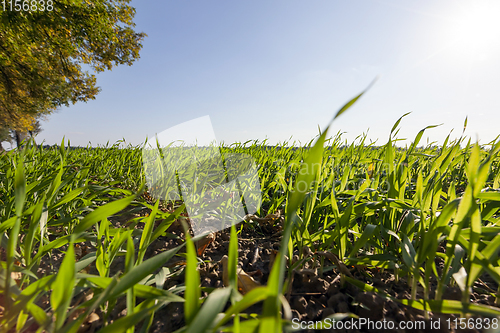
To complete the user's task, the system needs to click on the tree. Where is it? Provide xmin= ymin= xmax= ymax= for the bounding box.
xmin=28 ymin=119 xmax=43 ymax=138
xmin=14 ymin=117 xmax=44 ymax=147
xmin=0 ymin=123 xmax=13 ymax=151
xmin=0 ymin=0 xmax=146 ymax=142
xmin=0 ymin=117 xmax=43 ymax=150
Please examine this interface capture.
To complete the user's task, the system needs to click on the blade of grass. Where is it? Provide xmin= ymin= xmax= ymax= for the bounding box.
xmin=184 ymin=232 xmax=201 ymax=325
xmin=51 ymin=243 xmax=76 ymax=330
xmin=5 ymin=156 xmax=26 ymax=309
xmin=187 ymin=288 xmax=232 ymax=333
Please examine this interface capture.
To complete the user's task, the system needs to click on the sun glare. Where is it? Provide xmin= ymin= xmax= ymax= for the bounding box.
xmin=443 ymin=2 xmax=500 ymax=60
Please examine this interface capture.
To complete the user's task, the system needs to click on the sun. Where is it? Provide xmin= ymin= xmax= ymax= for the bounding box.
xmin=443 ymin=1 xmax=500 ymax=60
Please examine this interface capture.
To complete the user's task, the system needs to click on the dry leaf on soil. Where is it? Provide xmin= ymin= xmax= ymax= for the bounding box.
xmin=195 ymin=232 xmax=216 ymax=256
xmin=220 ymin=255 xmax=261 ymax=294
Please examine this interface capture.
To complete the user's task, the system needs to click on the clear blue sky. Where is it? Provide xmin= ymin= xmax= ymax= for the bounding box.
xmin=23 ymin=0 xmax=500 ymax=148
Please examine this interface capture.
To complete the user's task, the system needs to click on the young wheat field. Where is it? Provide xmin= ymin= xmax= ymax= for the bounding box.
xmin=2 ymin=100 xmax=500 ymax=332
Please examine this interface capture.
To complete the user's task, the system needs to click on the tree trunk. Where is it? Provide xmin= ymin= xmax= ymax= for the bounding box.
xmin=28 ymin=130 xmax=36 ymax=146
xmin=15 ymin=130 xmax=28 ymax=148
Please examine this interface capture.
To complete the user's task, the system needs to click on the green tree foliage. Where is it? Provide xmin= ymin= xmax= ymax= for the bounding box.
xmin=0 ymin=0 xmax=146 ymax=132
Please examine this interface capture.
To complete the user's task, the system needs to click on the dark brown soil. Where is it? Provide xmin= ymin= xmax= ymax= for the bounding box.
xmin=4 ymin=203 xmax=498 ymax=333
xmin=141 ymin=211 xmax=497 ymax=333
